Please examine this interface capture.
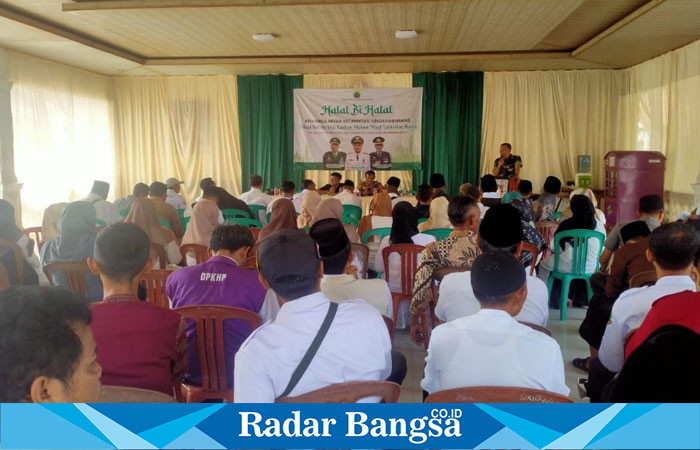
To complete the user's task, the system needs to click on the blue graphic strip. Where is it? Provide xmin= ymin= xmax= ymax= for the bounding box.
xmin=1 ymin=403 xmax=698 ymax=449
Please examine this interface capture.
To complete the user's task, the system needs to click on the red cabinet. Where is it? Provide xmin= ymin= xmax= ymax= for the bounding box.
xmin=604 ymin=151 xmax=666 ymax=226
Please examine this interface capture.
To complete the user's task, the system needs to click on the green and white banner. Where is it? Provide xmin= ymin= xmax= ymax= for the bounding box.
xmin=293 ymin=88 xmax=422 ymax=171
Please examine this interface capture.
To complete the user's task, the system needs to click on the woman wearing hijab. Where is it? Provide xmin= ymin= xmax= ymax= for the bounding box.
xmin=259 ymin=198 xmax=298 ymax=242
xmin=0 ymin=200 xmax=40 ymax=285
xmin=560 ymin=188 xmax=606 ymax=226
xmin=375 ymin=202 xmax=435 ymax=328
xmin=311 ymin=198 xmax=360 ymax=243
xmin=418 ymin=196 xmax=452 ymax=232
xmin=539 ymin=195 xmax=606 ymax=307
xmin=216 ymin=187 xmax=253 ymax=218
xmin=357 ymin=192 xmax=393 ymax=272
xmin=298 ymin=190 xmax=322 ymax=229
xmin=181 ymin=194 xmax=221 ymax=265
xmin=40 ymin=201 xmax=103 ymax=301
xmin=124 ymin=198 xmax=182 ymax=267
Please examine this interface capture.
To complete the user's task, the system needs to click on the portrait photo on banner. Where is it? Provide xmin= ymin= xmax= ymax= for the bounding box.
xmin=293 ymin=88 xmax=422 ymax=171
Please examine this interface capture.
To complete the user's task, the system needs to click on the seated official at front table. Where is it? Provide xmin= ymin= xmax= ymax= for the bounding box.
xmin=492 ymin=142 xmax=522 ymax=179
xmin=359 ymin=170 xmax=384 ymax=197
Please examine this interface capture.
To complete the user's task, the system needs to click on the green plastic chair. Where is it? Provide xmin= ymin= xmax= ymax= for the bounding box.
xmin=221 ymin=208 xmax=251 ymax=222
xmin=361 ymin=227 xmax=392 ymax=246
xmin=417 ymin=218 xmax=428 ymax=225
xmin=95 ymin=218 xmax=107 ymax=227
xmin=342 ymin=205 xmax=363 ymax=227
xmin=266 ymin=211 xmax=272 ymax=223
xmin=158 ymin=218 xmax=173 ymax=230
xmin=547 ymin=229 xmax=605 ymax=321
xmin=553 ymin=211 xmax=563 ymax=221
xmin=181 ymin=216 xmax=191 ymax=230
xmin=177 ymin=208 xmax=188 ymax=231
xmin=230 ymin=217 xmax=263 ymax=229
xmin=422 ymin=228 xmax=453 ymax=241
xmin=248 ymin=204 xmax=267 ymax=223
xmin=119 ymin=209 xmax=129 ymax=217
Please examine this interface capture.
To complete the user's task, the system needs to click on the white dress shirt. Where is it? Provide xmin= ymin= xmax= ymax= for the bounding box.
xmin=293 ymin=189 xmax=310 ymax=213
xmin=482 ymin=192 xmax=500 ymax=199
xmin=598 ymin=275 xmax=696 ymax=372
xmin=166 ymin=189 xmax=186 ymax=210
xmin=335 ymin=189 xmax=362 ymax=207
xmin=437 ymin=270 xmax=549 ymax=327
xmin=344 ymin=152 xmax=370 ymax=171
xmin=234 ymin=291 xmax=392 ymax=402
xmin=422 ymin=309 xmax=569 ymax=396
xmin=81 ymin=193 xmax=122 ymax=225
xmin=321 ymin=274 xmax=392 ymax=318
xmin=239 ymin=187 xmax=272 ymax=207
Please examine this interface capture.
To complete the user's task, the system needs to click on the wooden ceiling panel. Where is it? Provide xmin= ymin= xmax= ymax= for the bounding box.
xmin=574 ymin=0 xmax=700 ymax=68
xmin=537 ymin=0 xmax=649 ymax=49
xmin=63 ymin=0 xmax=585 ymax=57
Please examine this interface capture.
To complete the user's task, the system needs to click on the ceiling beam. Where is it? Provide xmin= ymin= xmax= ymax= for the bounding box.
xmin=63 ymin=0 xmax=449 ymax=12
xmin=0 ymin=2 xmax=145 ymax=63
xmin=144 ymin=50 xmax=576 ymax=65
xmin=573 ymin=0 xmax=666 ymax=57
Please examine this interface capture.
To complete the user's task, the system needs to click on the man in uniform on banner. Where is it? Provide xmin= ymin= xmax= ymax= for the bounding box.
xmin=370 ymin=136 xmax=392 ymax=169
xmin=344 ymin=136 xmax=370 ymax=171
xmin=322 ymin=137 xmax=346 ymax=170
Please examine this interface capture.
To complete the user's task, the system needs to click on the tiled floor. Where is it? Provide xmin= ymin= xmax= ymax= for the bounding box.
xmin=395 ymin=307 xmax=591 ymax=403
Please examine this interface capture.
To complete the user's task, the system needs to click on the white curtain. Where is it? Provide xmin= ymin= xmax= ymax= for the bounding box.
xmin=481 ymin=38 xmax=700 ymax=216
xmin=302 ymin=74 xmax=414 ymax=192
xmin=112 ymin=76 xmax=242 ymax=203
xmin=9 ymin=52 xmax=114 ymax=227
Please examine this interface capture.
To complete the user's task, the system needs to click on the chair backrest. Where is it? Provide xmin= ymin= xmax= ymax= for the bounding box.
xmin=276 ymin=381 xmax=400 ymax=403
xmin=139 ymin=269 xmax=174 ymax=308
xmin=119 ymin=209 xmax=130 ymax=218
xmin=174 ymin=305 xmax=262 ymax=393
xmin=516 ymin=241 xmax=540 ymax=276
xmin=361 ymin=227 xmax=391 ymax=245
xmin=0 ymin=239 xmax=24 ymax=283
xmin=551 ymin=229 xmax=605 ymax=275
xmin=382 ymin=243 xmax=424 ymax=296
xmin=22 ymin=227 xmax=44 ymax=252
xmin=179 ymin=210 xmax=189 ymax=231
xmin=422 ymin=228 xmax=452 ymax=241
xmin=99 ymin=385 xmax=176 ymax=403
xmin=417 ymin=218 xmax=428 ymax=225
xmin=158 ymin=218 xmax=173 ymax=230
xmin=342 ymin=205 xmax=363 ymax=227
xmin=350 ymin=243 xmax=369 ymax=279
xmin=248 ymin=204 xmax=267 ymax=223
xmin=629 ymin=269 xmax=658 ymax=288
xmin=535 ymin=220 xmax=558 ymax=258
xmin=43 ymin=261 xmax=90 ymax=297
xmin=425 ymin=386 xmax=573 ymax=403
xmin=230 ymin=217 xmax=263 ymax=229
xmin=518 ymin=321 xmax=553 ymax=336
xmin=150 ymin=243 xmax=167 ymax=269
xmin=180 ymin=244 xmax=211 ymax=266
xmin=0 ymin=264 xmax=9 ymax=290
xmin=221 ymin=208 xmax=251 ymax=222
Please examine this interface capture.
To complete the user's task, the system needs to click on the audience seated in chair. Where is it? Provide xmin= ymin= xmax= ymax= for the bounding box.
xmin=114 ymin=182 xmax=149 ymax=214
xmin=575 ymin=220 xmax=654 ymax=372
xmin=80 ymin=180 xmax=121 ymax=226
xmin=358 ymin=192 xmax=394 ymax=272
xmin=414 ymin=184 xmax=433 ymax=219
xmin=164 ymin=177 xmax=187 ymax=210
xmin=88 ymin=223 xmax=185 ymax=396
xmin=434 ymin=204 xmax=549 ymax=329
xmin=181 ymin=186 xmax=222 ymax=264
xmin=429 ymin=173 xmax=448 ymax=199
xmin=40 ymin=201 xmax=103 ymax=301
xmin=335 ymin=180 xmax=362 ymax=208
xmin=298 ymin=189 xmax=321 ymax=229
xmin=0 ymin=199 xmax=40 ymax=285
xmin=124 ymin=198 xmax=182 ymax=267
xmin=234 ymin=229 xmax=392 ymax=402
xmin=538 ymin=194 xmax=606 ymax=308
xmin=599 ymin=195 xmax=664 ymax=270
xmin=375 ymin=202 xmax=435 ymax=328
xmin=216 ymin=187 xmax=253 ymax=220
xmin=0 ymin=286 xmax=102 ymax=402
xmin=266 ymin=180 xmax=297 ymax=215
xmin=421 ymin=251 xmax=569 ymax=397
xmin=240 ymin=174 xmax=272 ymax=207
xmin=533 ymin=176 xmax=562 ymax=222
xmin=410 ymin=196 xmax=480 ymax=329
xmin=149 ymin=181 xmax=184 ymax=239
xmin=418 ymin=196 xmax=451 ymax=232
xmin=311 ymin=198 xmax=360 ymax=244
xmin=259 ymin=197 xmax=298 ymax=242
xmin=167 ymin=224 xmax=276 ymax=387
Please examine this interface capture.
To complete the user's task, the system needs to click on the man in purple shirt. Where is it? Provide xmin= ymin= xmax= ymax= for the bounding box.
xmin=166 ymin=224 xmax=271 ymax=386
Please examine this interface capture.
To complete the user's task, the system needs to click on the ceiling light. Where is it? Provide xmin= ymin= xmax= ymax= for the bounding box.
xmin=252 ymin=33 xmax=275 ymax=42
xmin=395 ymin=30 xmax=417 ymax=39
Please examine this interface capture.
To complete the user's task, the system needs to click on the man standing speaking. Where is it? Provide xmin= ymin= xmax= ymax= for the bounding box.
xmin=492 ymin=142 xmax=522 ymax=180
